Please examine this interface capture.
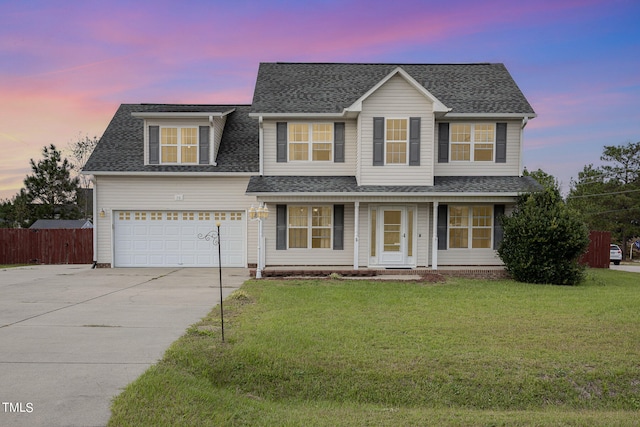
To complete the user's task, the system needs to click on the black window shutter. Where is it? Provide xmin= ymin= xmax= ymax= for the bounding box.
xmin=334 ymin=122 xmax=345 ymax=163
xmin=276 ymin=205 xmax=287 ymax=250
xmin=438 ymin=123 xmax=449 ymax=163
xmin=409 ymin=117 xmax=421 ymax=165
xmin=199 ymin=126 xmax=210 ymax=165
xmin=496 ymin=123 xmax=507 ymax=163
xmin=276 ymin=122 xmax=287 ymax=163
xmin=437 ymin=204 xmax=448 ymax=250
xmin=333 ymin=205 xmax=344 ymax=250
xmin=373 ymin=117 xmax=384 ymax=166
xmin=493 ymin=204 xmax=505 ymax=249
xmin=149 ymin=126 xmax=159 ymax=165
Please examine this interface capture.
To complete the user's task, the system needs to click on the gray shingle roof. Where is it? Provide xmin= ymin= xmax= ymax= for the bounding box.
xmin=30 ymin=219 xmax=93 ymax=229
xmin=84 ymin=104 xmax=259 ymax=173
xmin=246 ymin=175 xmax=542 ymax=194
xmin=251 ymin=62 xmax=535 ymax=115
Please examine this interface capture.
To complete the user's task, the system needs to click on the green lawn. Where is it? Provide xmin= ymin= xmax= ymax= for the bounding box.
xmin=109 ymin=270 xmax=640 ymax=426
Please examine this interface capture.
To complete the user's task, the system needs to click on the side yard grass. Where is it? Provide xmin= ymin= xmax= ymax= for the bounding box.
xmin=109 ymin=269 xmax=640 ymax=426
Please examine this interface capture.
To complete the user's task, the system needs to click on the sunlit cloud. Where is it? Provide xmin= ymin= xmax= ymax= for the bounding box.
xmin=0 ymin=0 xmax=638 ymax=200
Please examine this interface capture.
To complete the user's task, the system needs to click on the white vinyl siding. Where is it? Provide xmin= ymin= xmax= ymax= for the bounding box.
xmin=359 ymin=74 xmax=434 ymax=186
xmin=94 ymin=175 xmax=256 ymax=267
xmin=427 ymin=201 xmax=514 ymax=266
xmin=434 ymin=120 xmax=521 ymax=176
xmin=263 ymin=119 xmax=357 ymax=175
xmin=264 ymin=204 xmax=355 ymax=266
xmin=212 ymin=115 xmax=227 ymax=162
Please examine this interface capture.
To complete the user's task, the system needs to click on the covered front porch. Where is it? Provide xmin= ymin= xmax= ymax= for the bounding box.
xmin=245 ymin=175 xmax=542 ymax=275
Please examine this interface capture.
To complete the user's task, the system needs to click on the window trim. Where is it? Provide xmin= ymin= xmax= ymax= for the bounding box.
xmin=448 ymin=205 xmax=494 ymax=249
xmin=159 ymin=126 xmax=200 ymax=164
xmin=287 ymin=123 xmax=334 ymax=162
xmin=287 ymin=205 xmax=333 ymax=249
xmin=449 ymin=123 xmax=496 ymax=162
xmin=384 ymin=117 xmax=409 ymax=165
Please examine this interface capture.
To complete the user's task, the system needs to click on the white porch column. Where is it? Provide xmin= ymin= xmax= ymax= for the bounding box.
xmin=432 ymin=201 xmax=439 ymax=270
xmin=92 ymin=177 xmax=97 ymax=266
xmin=353 ymin=201 xmax=360 ymax=269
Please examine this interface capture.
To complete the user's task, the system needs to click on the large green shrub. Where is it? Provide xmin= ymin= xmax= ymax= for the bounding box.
xmin=498 ymin=188 xmax=589 ymax=285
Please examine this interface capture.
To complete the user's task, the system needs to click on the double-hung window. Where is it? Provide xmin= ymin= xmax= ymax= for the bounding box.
xmin=449 ymin=205 xmax=493 ymax=249
xmin=288 ymin=206 xmax=332 ymax=248
xmin=385 ymin=118 xmax=408 ymax=164
xmin=161 ymin=127 xmax=198 ymax=163
xmin=288 ymin=123 xmax=333 ymax=161
xmin=450 ymin=123 xmax=495 ymax=162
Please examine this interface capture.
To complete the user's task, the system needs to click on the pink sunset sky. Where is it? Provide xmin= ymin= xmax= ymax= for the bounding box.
xmin=1 ymin=0 xmax=639 ymax=199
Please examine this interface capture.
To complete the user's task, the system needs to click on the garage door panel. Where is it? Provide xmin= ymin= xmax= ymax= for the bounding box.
xmin=165 ymin=226 xmax=180 ymax=236
xmin=114 ymin=211 xmax=245 ymax=267
xmin=166 ymin=240 xmax=180 ymax=251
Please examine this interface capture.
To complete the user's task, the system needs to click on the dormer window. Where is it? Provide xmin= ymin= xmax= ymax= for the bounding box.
xmin=161 ymin=127 xmax=198 ymax=163
xmin=134 ymin=109 xmax=235 ymax=166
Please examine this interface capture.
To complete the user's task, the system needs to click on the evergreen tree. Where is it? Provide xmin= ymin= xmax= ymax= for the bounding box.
xmin=498 ymin=188 xmax=589 ymax=286
xmin=23 ymin=144 xmax=79 ymax=220
xmin=568 ymin=142 xmax=640 ymax=257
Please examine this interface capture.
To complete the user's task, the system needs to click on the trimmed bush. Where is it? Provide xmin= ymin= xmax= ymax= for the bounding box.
xmin=498 ymin=188 xmax=589 ymax=285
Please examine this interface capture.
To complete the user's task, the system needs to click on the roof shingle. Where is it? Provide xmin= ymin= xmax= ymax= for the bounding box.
xmin=246 ymin=175 xmax=542 ymax=194
xmin=84 ymin=104 xmax=259 ymax=173
xmin=251 ymin=62 xmax=535 ymax=115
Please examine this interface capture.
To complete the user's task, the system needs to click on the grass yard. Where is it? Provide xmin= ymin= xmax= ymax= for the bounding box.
xmin=109 ymin=270 xmax=640 ymax=426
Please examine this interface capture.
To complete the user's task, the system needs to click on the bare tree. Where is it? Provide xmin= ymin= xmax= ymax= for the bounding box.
xmin=67 ymin=134 xmax=99 ymax=219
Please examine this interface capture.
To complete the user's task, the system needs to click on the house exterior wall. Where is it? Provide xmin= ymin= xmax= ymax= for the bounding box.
xmin=262 ymin=203 xmax=355 ymax=266
xmin=212 ymin=116 xmax=227 ymax=161
xmin=359 ymin=74 xmax=435 ymax=186
xmin=434 ymin=120 xmax=522 ymax=176
xmin=94 ymin=175 xmax=257 ymax=266
xmin=428 ymin=201 xmax=515 ymax=266
xmin=262 ymin=119 xmax=357 ymax=175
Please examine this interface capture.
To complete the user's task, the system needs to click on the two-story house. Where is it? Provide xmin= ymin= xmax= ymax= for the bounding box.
xmin=83 ymin=62 xmax=540 ymax=271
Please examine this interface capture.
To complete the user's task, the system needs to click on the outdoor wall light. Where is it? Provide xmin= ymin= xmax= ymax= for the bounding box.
xmin=99 ymin=208 xmax=105 ymax=218
xmin=249 ymin=203 xmax=269 ymax=220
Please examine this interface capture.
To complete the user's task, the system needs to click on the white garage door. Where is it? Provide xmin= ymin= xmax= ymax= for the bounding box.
xmin=114 ymin=211 xmax=245 ymax=267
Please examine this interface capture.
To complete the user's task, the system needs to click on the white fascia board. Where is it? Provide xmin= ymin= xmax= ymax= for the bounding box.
xmin=131 ymin=109 xmax=236 ymax=119
xmin=345 ymin=67 xmax=450 ymax=114
xmin=245 ymin=191 xmax=523 ymax=198
xmin=444 ymin=112 xmax=538 ymax=119
xmin=248 ymin=112 xmax=348 ymax=119
xmin=83 ymin=171 xmax=254 ymax=177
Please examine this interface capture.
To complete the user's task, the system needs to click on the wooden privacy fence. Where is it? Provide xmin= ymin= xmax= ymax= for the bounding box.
xmin=580 ymin=230 xmax=610 ymax=269
xmin=0 ymin=228 xmax=93 ymax=265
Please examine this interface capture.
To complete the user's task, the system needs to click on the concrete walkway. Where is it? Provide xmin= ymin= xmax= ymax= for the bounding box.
xmin=0 ymin=265 xmax=248 ymax=427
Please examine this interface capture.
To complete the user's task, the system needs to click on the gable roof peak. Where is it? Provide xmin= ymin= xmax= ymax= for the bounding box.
xmin=251 ymin=62 xmax=535 ymax=116
xmin=346 ymin=66 xmax=450 ymax=114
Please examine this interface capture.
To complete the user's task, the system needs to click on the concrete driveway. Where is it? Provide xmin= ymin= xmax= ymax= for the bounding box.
xmin=0 ymin=265 xmax=248 ymax=427
xmin=611 ymin=263 xmax=640 ymax=273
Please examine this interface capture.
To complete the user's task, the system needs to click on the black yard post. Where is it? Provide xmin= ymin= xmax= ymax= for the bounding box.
xmin=217 ymin=222 xmax=224 ymax=342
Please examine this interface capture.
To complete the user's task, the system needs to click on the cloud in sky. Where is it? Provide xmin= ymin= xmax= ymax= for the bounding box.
xmin=1 ymin=0 xmax=639 ymax=199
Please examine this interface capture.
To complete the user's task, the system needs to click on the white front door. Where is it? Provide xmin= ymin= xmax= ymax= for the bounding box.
xmin=377 ymin=206 xmax=415 ymax=267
